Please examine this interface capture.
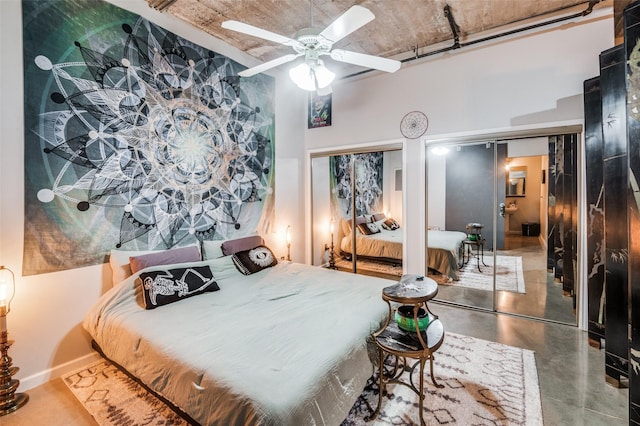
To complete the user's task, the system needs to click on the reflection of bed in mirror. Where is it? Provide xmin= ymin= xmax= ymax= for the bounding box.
xmin=340 ymin=218 xmax=402 ymax=265
xmin=337 ymin=214 xmax=466 ymax=281
xmin=427 ymin=229 xmax=467 ymax=281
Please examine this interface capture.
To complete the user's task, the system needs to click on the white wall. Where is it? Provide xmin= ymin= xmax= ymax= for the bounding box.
xmin=427 ymin=153 xmax=447 ymax=230
xmin=305 ymin=5 xmax=614 ymax=279
xmin=0 ymin=0 xmax=305 ymax=390
xmin=310 ymin=156 xmax=331 ymax=266
xmin=383 ymin=149 xmax=403 ymax=223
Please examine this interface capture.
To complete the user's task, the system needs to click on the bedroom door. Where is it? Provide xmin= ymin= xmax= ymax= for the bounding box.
xmin=426 ymin=141 xmax=499 ymax=312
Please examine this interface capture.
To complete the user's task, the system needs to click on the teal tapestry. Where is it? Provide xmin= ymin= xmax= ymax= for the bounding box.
xmin=22 ymin=0 xmax=275 ymax=275
xmin=330 ymin=152 xmax=383 ymax=219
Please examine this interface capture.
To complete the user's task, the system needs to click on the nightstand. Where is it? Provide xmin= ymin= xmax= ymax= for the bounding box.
xmin=368 ymin=274 xmax=445 ymax=426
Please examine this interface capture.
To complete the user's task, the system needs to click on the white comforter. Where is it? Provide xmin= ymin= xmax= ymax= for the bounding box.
xmin=83 ymin=257 xmax=390 ymax=425
xmin=340 ymin=228 xmax=403 ymax=261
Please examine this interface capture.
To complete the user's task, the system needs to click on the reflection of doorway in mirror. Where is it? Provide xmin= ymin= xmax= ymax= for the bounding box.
xmin=427 ymin=135 xmax=577 ymax=325
xmin=504 ymin=158 xmax=541 ymax=235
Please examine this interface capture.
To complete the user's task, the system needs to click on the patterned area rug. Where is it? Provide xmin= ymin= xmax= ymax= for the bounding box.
xmin=335 ymin=257 xmax=403 ymax=277
xmin=343 ymin=332 xmax=542 ymax=425
xmin=430 ymin=254 xmax=526 ymax=293
xmin=64 ymin=333 xmax=542 ymax=426
xmin=63 ymin=359 xmax=189 ymax=425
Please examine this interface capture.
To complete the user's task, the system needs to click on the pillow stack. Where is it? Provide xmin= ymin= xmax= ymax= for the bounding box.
xmin=108 ymin=233 xmax=278 ymax=310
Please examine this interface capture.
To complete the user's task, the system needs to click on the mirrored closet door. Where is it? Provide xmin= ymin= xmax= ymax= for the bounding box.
xmin=310 ymin=145 xmax=403 ymax=280
xmin=425 ymin=135 xmax=578 ymax=325
xmin=426 ymin=141 xmax=500 ymax=312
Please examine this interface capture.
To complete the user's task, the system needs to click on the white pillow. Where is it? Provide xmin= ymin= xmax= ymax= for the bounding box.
xmin=202 ymin=240 xmax=225 ymax=260
xmin=109 ymin=249 xmax=156 ymax=287
xmin=207 ymin=255 xmax=244 ymax=281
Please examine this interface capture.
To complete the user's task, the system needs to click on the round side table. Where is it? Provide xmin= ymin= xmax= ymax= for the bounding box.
xmin=368 ymin=274 xmax=445 ymax=426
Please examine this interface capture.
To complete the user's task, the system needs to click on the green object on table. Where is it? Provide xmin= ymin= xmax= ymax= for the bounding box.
xmin=395 ymin=305 xmax=430 ymax=332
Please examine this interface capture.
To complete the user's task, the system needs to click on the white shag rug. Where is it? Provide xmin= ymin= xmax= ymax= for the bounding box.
xmin=431 ymin=254 xmax=526 ymax=294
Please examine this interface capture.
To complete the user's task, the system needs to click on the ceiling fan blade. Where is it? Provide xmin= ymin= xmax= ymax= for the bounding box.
xmin=222 ymin=21 xmax=304 ymax=50
xmin=330 ymin=49 xmax=401 ymax=73
xmin=238 ymin=53 xmax=301 ymax=77
xmin=319 ymin=5 xmax=374 ymax=44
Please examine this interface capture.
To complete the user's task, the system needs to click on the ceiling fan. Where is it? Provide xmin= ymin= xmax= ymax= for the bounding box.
xmin=221 ymin=5 xmax=401 ymax=94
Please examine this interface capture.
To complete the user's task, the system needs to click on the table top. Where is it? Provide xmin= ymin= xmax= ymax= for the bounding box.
xmin=382 ymin=274 xmax=438 ymax=303
xmin=466 ymin=223 xmax=484 ymax=229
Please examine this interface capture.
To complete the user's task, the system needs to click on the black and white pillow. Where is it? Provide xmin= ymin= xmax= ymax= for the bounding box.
xmin=358 ymin=222 xmax=381 ymax=235
xmin=138 ymin=265 xmax=219 ymax=309
xmin=232 ymin=245 xmax=278 ymax=275
xmin=382 ymin=218 xmax=400 ymax=231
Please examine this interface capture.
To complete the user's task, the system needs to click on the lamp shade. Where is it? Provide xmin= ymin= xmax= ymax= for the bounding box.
xmin=0 ymin=266 xmax=15 ymax=313
xmin=289 ymin=60 xmax=335 ymax=91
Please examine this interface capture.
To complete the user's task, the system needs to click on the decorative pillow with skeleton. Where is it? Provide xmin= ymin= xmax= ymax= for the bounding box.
xmin=138 ymin=265 xmax=219 ymax=309
xmin=232 ymin=245 xmax=278 ymax=275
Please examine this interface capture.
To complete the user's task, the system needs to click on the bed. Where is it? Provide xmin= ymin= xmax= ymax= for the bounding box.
xmin=338 ymin=215 xmax=466 ymax=280
xmin=84 ymin=241 xmax=390 ymax=425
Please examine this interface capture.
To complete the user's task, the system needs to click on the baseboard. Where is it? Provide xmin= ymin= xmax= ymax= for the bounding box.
xmin=19 ymin=351 xmax=101 ymax=391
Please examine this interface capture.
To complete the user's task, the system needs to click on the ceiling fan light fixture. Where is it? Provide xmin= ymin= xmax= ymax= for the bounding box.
xmin=313 ymin=61 xmax=335 ymax=88
xmin=289 ymin=59 xmax=335 ymax=91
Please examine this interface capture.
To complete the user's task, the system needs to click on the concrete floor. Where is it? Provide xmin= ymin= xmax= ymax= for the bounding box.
xmin=1 ymin=303 xmax=628 ymax=425
xmin=438 ymin=303 xmax=628 ymax=425
xmin=437 ymin=233 xmax=576 ymax=324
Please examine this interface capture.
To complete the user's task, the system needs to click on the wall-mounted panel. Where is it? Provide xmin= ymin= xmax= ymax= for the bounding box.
xmin=600 ymin=44 xmax=629 ymax=387
xmin=625 ymin=2 xmax=640 ymax=422
xmin=583 ymin=76 xmax=606 ymax=347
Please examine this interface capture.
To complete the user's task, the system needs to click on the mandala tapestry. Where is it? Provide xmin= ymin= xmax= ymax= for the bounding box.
xmin=22 ymin=0 xmax=275 ymax=275
xmin=330 ymin=152 xmax=383 ymax=219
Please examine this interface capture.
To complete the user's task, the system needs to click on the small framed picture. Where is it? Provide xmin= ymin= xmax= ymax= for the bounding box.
xmin=308 ymin=92 xmax=332 ymax=128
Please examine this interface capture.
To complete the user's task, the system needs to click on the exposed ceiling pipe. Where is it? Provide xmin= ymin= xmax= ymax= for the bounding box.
xmin=149 ymin=0 xmax=178 ymax=12
xmin=444 ymin=4 xmax=461 ymax=50
xmin=343 ymin=0 xmax=600 ymax=80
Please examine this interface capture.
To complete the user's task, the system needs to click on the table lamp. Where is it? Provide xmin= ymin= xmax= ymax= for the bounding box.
xmin=286 ymin=225 xmax=291 ymax=261
xmin=328 ymin=218 xmax=336 ymax=269
xmin=0 ymin=265 xmax=29 ymax=416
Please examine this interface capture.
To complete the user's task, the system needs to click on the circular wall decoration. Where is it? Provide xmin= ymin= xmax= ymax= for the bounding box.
xmin=400 ymin=111 xmax=429 ymax=139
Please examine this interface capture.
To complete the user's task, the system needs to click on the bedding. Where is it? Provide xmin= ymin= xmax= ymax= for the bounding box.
xmin=340 ymin=225 xmax=466 ymax=280
xmin=84 ymin=256 xmax=390 ymax=425
xmin=427 ymin=230 xmax=467 ymax=280
xmin=340 ymin=226 xmax=403 ymax=262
